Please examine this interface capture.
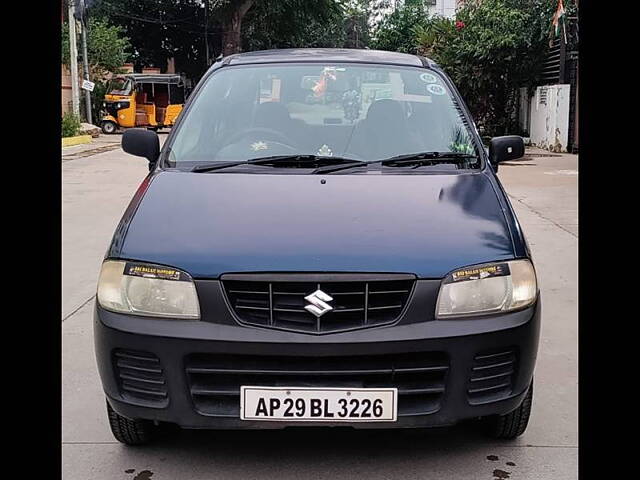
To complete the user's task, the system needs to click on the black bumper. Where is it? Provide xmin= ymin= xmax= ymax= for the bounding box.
xmin=94 ymin=300 xmax=541 ymax=429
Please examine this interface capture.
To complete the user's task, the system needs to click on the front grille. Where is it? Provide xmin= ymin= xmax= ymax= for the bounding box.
xmin=113 ymin=349 xmax=168 ymax=407
xmin=222 ymin=276 xmax=415 ymax=334
xmin=186 ymin=352 xmax=449 ymax=418
xmin=467 ymin=349 xmax=517 ymax=405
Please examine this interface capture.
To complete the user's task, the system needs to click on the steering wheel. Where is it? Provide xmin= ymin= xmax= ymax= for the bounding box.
xmin=221 ymin=127 xmax=298 ymax=150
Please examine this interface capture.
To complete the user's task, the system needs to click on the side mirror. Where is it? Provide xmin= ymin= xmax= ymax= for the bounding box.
xmin=122 ymin=129 xmax=160 ymax=168
xmin=488 ymin=135 xmax=524 ymax=171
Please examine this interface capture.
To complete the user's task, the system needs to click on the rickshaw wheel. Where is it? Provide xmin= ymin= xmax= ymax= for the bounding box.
xmin=101 ymin=121 xmax=117 ymax=134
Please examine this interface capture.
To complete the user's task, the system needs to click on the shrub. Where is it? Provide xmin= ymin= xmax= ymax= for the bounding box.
xmin=62 ymin=112 xmax=81 ymax=138
xmin=416 ymin=0 xmax=556 ymax=137
xmin=90 ymin=80 xmax=109 ymax=125
xmin=372 ymin=0 xmax=431 ymax=54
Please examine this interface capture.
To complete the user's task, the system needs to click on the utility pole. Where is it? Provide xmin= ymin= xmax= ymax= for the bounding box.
xmin=68 ymin=1 xmax=80 ymax=117
xmin=204 ymin=0 xmax=210 ymax=67
xmin=79 ymin=13 xmax=93 ymax=124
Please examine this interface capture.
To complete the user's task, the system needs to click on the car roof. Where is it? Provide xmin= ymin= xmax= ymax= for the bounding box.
xmin=223 ymin=48 xmax=433 ymax=68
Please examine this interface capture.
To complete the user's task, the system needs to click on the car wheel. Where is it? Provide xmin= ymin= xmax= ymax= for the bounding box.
xmin=481 ymin=381 xmax=533 ymax=440
xmin=101 ymin=121 xmax=117 ymax=134
xmin=106 ymin=399 xmax=155 ymax=445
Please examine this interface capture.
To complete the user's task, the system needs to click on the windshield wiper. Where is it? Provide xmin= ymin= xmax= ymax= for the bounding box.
xmin=380 ymin=151 xmax=478 ymax=166
xmin=191 ymin=160 xmax=250 ymax=172
xmin=191 ymin=155 xmax=365 ymax=173
xmin=314 ymin=151 xmax=478 ymax=174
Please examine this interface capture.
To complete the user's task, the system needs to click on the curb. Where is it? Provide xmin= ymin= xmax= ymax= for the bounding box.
xmin=62 ymin=135 xmax=92 ymax=147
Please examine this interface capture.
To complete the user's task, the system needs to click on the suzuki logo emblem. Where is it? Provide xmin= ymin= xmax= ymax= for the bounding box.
xmin=304 ymin=289 xmax=334 ymax=318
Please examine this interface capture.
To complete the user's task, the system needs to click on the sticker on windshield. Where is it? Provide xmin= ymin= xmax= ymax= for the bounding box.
xmin=317 ymin=144 xmax=333 ymax=156
xmin=251 ymin=141 xmax=268 ymax=151
xmin=124 ymin=263 xmax=188 ymax=282
xmin=450 ymin=264 xmax=511 ymax=283
xmin=426 ymin=84 xmax=446 ymax=96
xmin=420 ymin=73 xmax=438 ymax=84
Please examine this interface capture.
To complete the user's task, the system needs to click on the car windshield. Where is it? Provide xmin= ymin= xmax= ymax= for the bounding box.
xmin=109 ymin=78 xmax=133 ymax=96
xmin=167 ymin=64 xmax=479 ymax=169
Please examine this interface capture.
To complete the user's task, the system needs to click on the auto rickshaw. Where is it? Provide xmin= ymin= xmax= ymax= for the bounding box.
xmin=100 ymin=74 xmax=186 ymax=134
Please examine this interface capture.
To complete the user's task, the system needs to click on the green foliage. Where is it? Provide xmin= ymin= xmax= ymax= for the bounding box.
xmin=62 ymin=112 xmax=81 ymax=138
xmin=90 ymin=80 xmax=110 ymax=126
xmin=343 ymin=0 xmax=373 ymax=48
xmin=91 ymin=0 xmax=370 ymax=81
xmin=62 ymin=18 xmax=131 ymax=78
xmin=91 ymin=0 xmax=213 ymax=80
xmin=371 ymin=0 xmax=431 ymax=54
xmin=415 ymin=0 xmax=555 ymax=136
xmin=242 ymin=0 xmax=346 ymax=51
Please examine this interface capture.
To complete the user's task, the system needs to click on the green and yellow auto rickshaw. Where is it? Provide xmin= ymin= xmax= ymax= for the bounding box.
xmin=100 ymin=74 xmax=186 ymax=134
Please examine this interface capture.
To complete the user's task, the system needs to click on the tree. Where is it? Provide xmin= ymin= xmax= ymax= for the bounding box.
xmin=91 ymin=0 xmax=207 ymax=80
xmin=225 ymin=0 xmax=346 ymax=55
xmin=416 ymin=0 xmax=555 ymax=136
xmin=343 ymin=0 xmax=372 ymax=49
xmin=242 ymin=0 xmax=346 ymax=52
xmin=62 ymin=17 xmax=131 ymax=79
xmin=91 ymin=0 xmax=356 ymax=82
xmin=214 ymin=0 xmax=255 ymax=56
xmin=62 ymin=16 xmax=132 ymax=122
xmin=371 ymin=0 xmax=431 ymax=54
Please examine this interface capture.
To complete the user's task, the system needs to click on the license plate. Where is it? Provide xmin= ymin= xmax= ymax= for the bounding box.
xmin=240 ymin=386 xmax=397 ymax=422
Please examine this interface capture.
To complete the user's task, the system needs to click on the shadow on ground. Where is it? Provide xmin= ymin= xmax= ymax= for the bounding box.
xmin=105 ymin=422 xmax=529 ymax=480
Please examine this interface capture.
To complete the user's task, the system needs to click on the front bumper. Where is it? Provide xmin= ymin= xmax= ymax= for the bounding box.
xmin=95 ymin=299 xmax=540 ymax=429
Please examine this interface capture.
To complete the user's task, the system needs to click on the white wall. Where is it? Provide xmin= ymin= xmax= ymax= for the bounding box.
xmin=426 ymin=0 xmax=458 ymax=19
xmin=518 ymin=87 xmax=530 ymax=135
xmin=371 ymin=0 xmax=459 ymax=26
xmin=529 ymin=84 xmax=571 ymax=152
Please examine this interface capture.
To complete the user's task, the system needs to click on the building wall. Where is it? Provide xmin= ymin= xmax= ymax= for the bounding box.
xmin=371 ymin=0 xmax=460 ymax=25
xmin=62 ymin=64 xmax=73 ymax=115
xmin=426 ymin=0 xmax=458 ymax=19
xmin=529 ymin=84 xmax=571 ymax=152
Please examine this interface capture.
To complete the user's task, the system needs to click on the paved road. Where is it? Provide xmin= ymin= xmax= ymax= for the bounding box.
xmin=62 ymin=139 xmax=577 ymax=480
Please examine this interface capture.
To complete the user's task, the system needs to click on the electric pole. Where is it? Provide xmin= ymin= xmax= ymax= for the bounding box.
xmin=79 ymin=11 xmax=93 ymax=124
xmin=68 ymin=1 xmax=80 ymax=117
xmin=204 ymin=0 xmax=210 ymax=67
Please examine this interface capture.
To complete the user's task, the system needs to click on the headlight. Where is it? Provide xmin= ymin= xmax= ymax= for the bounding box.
xmin=97 ymin=260 xmax=200 ymax=319
xmin=436 ymin=259 xmax=537 ymax=318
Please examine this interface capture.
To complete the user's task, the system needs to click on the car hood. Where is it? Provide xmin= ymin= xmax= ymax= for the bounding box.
xmin=117 ymin=171 xmax=515 ymax=279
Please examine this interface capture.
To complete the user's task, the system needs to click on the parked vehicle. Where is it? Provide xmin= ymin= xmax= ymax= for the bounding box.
xmin=95 ymin=49 xmax=539 ymax=445
xmin=100 ymin=73 xmax=185 ymax=134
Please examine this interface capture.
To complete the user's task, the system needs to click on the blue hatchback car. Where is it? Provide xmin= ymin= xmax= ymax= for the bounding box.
xmin=95 ymin=49 xmax=540 ymax=445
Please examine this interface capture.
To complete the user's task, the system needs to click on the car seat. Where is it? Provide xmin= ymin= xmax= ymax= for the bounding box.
xmin=252 ymin=102 xmax=306 ymax=146
xmin=347 ymin=99 xmax=421 ymax=159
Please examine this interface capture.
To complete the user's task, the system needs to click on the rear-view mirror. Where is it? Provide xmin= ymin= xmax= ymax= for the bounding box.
xmin=122 ymin=129 xmax=160 ymax=168
xmin=489 ymin=136 xmax=525 ymax=171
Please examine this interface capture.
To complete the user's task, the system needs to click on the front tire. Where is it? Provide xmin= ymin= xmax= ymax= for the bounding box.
xmin=101 ymin=121 xmax=117 ymax=134
xmin=106 ymin=399 xmax=155 ymax=445
xmin=481 ymin=381 xmax=533 ymax=439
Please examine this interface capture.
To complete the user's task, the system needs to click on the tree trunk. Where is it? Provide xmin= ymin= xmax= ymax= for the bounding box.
xmin=222 ymin=0 xmax=255 ymax=56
